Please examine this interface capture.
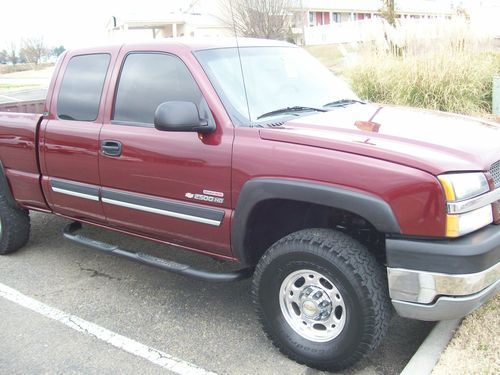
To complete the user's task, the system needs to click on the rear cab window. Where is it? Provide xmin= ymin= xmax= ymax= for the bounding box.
xmin=57 ymin=54 xmax=110 ymax=121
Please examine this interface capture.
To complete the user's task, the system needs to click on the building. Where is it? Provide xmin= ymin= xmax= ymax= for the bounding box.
xmin=291 ymin=0 xmax=459 ymax=43
xmin=106 ymin=0 xmax=231 ymax=41
xmin=295 ymin=0 xmax=456 ymax=28
xmin=106 ymin=1 xmax=460 ymax=44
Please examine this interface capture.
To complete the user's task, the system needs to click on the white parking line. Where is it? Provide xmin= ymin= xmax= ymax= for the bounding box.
xmin=0 ymin=282 xmax=217 ymax=375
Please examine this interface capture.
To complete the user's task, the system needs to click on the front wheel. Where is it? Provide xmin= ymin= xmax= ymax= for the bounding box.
xmin=252 ymin=229 xmax=391 ymax=371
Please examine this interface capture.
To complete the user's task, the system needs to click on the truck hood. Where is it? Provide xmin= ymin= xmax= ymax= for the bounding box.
xmin=259 ymin=104 xmax=500 ymax=175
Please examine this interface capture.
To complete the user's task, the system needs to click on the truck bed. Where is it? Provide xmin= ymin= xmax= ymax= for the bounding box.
xmin=0 ymin=100 xmax=48 ymax=210
xmin=0 ymin=99 xmax=45 ymax=114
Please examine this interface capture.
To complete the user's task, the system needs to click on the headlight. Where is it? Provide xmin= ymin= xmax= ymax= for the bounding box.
xmin=438 ymin=173 xmax=489 ymax=201
xmin=438 ymin=173 xmax=493 ymax=237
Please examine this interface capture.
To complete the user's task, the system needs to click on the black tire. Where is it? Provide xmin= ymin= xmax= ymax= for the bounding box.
xmin=0 ymin=194 xmax=30 ymax=255
xmin=252 ymin=228 xmax=391 ymax=371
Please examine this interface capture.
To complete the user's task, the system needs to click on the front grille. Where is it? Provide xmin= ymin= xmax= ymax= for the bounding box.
xmin=491 ymin=160 xmax=500 ymax=188
xmin=490 ymin=160 xmax=500 ymax=217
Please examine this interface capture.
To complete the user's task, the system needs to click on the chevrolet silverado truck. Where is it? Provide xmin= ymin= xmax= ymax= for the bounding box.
xmin=0 ymin=38 xmax=499 ymax=371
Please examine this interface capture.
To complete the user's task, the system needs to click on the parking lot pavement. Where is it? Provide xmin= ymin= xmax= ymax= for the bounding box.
xmin=0 ymin=298 xmax=166 ymax=375
xmin=0 ymin=88 xmax=47 ymax=103
xmin=0 ymin=212 xmax=434 ymax=375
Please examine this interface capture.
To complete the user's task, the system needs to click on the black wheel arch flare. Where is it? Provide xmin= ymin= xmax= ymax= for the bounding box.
xmin=231 ymin=178 xmax=401 ymax=266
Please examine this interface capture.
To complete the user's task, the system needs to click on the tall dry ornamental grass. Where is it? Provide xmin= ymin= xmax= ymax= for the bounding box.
xmin=347 ymin=52 xmax=500 ymax=115
xmin=343 ymin=18 xmax=500 ymax=116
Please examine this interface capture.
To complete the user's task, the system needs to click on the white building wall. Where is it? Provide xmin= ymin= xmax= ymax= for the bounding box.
xmin=298 ymin=0 xmax=455 ymax=15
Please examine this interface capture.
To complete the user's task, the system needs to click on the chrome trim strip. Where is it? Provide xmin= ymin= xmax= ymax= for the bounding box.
xmin=51 ymin=187 xmax=100 ymax=202
xmin=387 ymin=262 xmax=500 ymax=304
xmin=447 ymin=188 xmax=500 ymax=214
xmin=101 ymin=188 xmax=224 ymax=223
xmin=102 ymin=197 xmax=222 ymax=226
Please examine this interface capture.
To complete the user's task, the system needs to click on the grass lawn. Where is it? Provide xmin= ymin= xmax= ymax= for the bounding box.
xmin=433 ymin=294 xmax=499 ymax=375
xmin=0 ymin=84 xmax=38 ymax=90
xmin=304 ymin=44 xmax=344 ymax=69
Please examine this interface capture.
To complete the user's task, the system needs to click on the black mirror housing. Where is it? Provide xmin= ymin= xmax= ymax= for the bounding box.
xmin=154 ymin=101 xmax=215 ymax=134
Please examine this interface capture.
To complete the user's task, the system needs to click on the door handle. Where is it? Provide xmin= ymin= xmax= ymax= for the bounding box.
xmin=101 ymin=140 xmax=122 ymax=157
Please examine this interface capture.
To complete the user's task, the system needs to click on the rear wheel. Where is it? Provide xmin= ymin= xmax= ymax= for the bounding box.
xmin=0 ymin=194 xmax=30 ymax=255
xmin=252 ymin=228 xmax=391 ymax=371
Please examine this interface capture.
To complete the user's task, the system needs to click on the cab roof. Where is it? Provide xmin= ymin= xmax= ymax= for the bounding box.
xmin=67 ymin=37 xmax=295 ymax=56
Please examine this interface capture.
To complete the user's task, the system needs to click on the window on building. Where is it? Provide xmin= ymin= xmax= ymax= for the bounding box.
xmin=308 ymin=11 xmax=314 ymax=26
xmin=57 ymin=54 xmax=110 ymax=121
xmin=315 ymin=12 xmax=322 ymax=25
xmin=113 ymin=53 xmax=203 ymax=125
xmin=324 ymin=12 xmax=330 ymax=24
xmin=311 ymin=11 xmax=332 ymax=26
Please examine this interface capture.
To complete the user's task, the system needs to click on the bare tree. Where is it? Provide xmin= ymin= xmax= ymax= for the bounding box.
xmin=220 ymin=0 xmax=297 ymax=40
xmin=0 ymin=49 xmax=7 ymax=64
xmin=50 ymin=45 xmax=66 ymax=57
xmin=8 ymin=43 xmax=19 ymax=65
xmin=379 ymin=0 xmax=396 ymax=26
xmin=20 ymin=38 xmax=48 ymax=66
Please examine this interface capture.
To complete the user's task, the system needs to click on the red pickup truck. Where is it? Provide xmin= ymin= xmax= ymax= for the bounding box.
xmin=0 ymin=38 xmax=499 ymax=371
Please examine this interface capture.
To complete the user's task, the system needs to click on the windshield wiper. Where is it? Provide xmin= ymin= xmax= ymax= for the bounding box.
xmin=323 ymin=99 xmax=366 ymax=108
xmin=257 ymin=106 xmax=327 ymax=120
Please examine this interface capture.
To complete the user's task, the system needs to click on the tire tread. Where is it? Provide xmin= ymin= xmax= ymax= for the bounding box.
xmin=252 ymin=228 xmax=391 ymax=371
xmin=0 ymin=194 xmax=30 ymax=255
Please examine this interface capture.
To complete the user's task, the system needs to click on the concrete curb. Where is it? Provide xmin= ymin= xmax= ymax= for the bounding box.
xmin=400 ymin=319 xmax=461 ymax=375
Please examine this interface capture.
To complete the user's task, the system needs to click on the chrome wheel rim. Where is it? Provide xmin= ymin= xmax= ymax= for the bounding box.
xmin=279 ymin=269 xmax=346 ymax=342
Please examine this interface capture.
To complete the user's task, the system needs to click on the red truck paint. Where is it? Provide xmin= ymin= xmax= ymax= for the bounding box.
xmin=0 ymin=112 xmax=46 ymax=209
xmin=0 ymin=39 xmax=498 ymax=258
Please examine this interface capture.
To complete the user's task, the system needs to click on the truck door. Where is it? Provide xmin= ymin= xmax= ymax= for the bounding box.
xmin=98 ymin=47 xmax=233 ymax=258
xmin=40 ymin=50 xmax=115 ymax=223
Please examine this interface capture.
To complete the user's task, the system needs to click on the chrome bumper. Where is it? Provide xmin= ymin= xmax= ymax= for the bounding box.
xmin=388 ymin=262 xmax=500 ymax=321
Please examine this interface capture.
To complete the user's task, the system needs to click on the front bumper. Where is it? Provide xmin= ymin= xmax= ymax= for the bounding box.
xmin=391 ymin=279 xmax=499 ymax=321
xmin=386 ymin=225 xmax=500 ymax=321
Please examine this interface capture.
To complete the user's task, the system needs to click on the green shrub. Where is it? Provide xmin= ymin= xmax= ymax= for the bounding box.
xmin=343 ymin=51 xmax=500 ymax=116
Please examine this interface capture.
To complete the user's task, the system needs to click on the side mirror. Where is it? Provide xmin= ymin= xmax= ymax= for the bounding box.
xmin=154 ymin=101 xmax=215 ymax=134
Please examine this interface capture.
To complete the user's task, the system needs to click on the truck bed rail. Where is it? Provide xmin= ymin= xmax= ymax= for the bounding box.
xmin=0 ymin=99 xmax=45 ymax=114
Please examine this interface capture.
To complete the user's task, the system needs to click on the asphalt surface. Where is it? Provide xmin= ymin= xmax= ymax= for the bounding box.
xmin=0 ymin=88 xmax=47 ymax=103
xmin=0 ymin=299 xmax=168 ymax=374
xmin=0 ymin=212 xmax=434 ymax=375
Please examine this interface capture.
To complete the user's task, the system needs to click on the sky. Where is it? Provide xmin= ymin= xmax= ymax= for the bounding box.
xmin=0 ymin=0 xmax=191 ymax=51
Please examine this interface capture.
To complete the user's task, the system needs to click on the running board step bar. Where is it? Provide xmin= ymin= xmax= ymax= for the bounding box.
xmin=63 ymin=222 xmax=252 ymax=282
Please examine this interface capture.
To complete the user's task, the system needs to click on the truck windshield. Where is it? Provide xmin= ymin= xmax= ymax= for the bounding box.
xmin=195 ymin=46 xmax=358 ymax=125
